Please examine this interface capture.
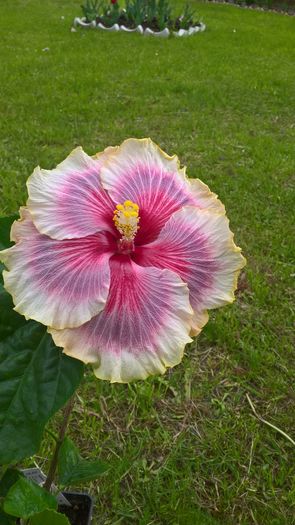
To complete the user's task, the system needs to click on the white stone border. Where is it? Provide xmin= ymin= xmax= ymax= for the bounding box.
xmin=73 ymin=17 xmax=206 ymax=37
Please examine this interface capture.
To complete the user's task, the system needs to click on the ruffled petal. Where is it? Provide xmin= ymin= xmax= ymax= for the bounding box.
xmin=189 ymin=178 xmax=225 ymax=214
xmin=190 ymin=310 xmax=209 ymax=337
xmin=27 ymin=146 xmax=118 ymax=240
xmin=133 ymin=206 xmax=246 ymax=334
xmin=50 ymin=255 xmax=193 ymax=383
xmin=100 ymin=138 xmax=223 ymax=244
xmin=0 ymin=209 xmax=116 ymax=329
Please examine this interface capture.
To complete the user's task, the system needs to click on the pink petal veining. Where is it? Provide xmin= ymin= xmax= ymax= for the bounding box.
xmin=50 ymin=256 xmax=193 ymax=382
xmin=27 ymin=147 xmax=117 ymax=240
xmin=1 ymin=209 xmax=116 ymax=329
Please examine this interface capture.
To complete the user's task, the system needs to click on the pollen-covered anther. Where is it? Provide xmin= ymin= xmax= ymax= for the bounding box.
xmin=113 ymin=200 xmax=140 ymax=241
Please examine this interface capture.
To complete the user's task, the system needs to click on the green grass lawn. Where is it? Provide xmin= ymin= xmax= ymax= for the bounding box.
xmin=0 ymin=1 xmax=294 ymax=524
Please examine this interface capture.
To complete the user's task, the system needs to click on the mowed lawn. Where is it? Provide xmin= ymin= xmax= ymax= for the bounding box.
xmin=0 ymin=1 xmax=294 ymax=524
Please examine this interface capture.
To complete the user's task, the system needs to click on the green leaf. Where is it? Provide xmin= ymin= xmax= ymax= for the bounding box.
xmin=0 ymin=468 xmax=22 ymax=497
xmin=0 ymin=324 xmax=84 ymax=464
xmin=58 ymin=437 xmax=108 ymax=486
xmin=0 ymin=215 xmax=18 ymax=251
xmin=30 ymin=509 xmax=71 ymax=525
xmin=3 ymin=477 xmax=57 ymax=519
xmin=0 ymin=284 xmax=27 ymax=342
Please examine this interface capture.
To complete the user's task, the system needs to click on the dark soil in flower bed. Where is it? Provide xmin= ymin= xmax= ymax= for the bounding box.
xmin=58 ymin=492 xmax=93 ymax=525
xmin=95 ymin=16 xmax=201 ymax=31
xmin=172 ymin=18 xmax=201 ymax=30
xmin=95 ymin=14 xmax=124 ymax=26
xmin=94 ymin=14 xmax=200 ymax=31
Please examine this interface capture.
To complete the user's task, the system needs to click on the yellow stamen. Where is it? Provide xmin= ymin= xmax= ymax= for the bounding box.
xmin=113 ymin=199 xmax=140 ymax=241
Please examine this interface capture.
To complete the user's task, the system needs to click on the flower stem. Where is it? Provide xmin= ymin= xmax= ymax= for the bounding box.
xmin=43 ymin=395 xmax=76 ymax=492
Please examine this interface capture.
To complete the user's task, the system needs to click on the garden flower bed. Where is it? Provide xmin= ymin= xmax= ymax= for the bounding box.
xmin=73 ymin=0 xmax=206 ymax=37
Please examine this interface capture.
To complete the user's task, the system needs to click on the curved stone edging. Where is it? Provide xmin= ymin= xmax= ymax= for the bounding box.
xmin=73 ymin=17 xmax=206 ymax=37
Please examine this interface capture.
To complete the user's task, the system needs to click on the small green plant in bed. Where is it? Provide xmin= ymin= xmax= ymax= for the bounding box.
xmin=81 ymin=0 xmax=102 ymax=22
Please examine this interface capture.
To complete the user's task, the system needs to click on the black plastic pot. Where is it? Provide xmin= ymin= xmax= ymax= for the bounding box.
xmin=58 ymin=492 xmax=94 ymax=525
xmin=20 ymin=469 xmax=94 ymax=525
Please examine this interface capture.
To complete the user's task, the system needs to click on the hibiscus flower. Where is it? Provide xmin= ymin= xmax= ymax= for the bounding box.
xmin=0 ymin=138 xmax=245 ymax=382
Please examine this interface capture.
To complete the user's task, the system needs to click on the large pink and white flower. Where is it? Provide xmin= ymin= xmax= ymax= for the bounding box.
xmin=0 ymin=139 xmax=245 ymax=382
